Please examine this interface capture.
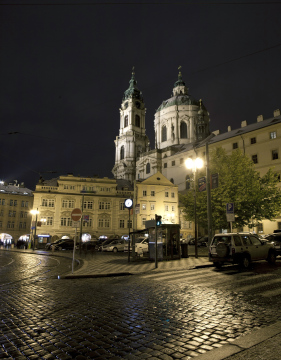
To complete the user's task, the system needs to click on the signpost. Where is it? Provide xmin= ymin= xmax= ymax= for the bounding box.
xmin=71 ymin=208 xmax=82 ymax=273
xmin=226 ymin=203 xmax=235 ymax=231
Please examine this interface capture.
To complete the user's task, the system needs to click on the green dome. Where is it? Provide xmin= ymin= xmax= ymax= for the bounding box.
xmin=122 ymin=69 xmax=144 ymax=102
xmin=156 ymin=95 xmax=201 ymax=112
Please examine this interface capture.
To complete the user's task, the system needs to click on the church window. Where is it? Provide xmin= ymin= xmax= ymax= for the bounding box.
xmin=162 ymin=126 xmax=167 ymax=142
xmin=180 ymin=121 xmax=187 ymax=138
xmin=120 ymin=146 xmax=125 ymax=160
xmin=124 ymin=115 xmax=128 ymax=127
xmin=146 ymin=163 xmax=150 ymax=174
xmin=186 ymin=175 xmax=191 ymax=190
xmin=164 ymin=163 xmax=167 ymax=168
xmin=135 ymin=115 xmax=140 ymax=127
xmin=172 ymin=160 xmax=175 ymax=166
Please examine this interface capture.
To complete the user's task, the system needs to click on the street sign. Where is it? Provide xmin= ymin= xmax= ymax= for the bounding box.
xmin=83 ymin=215 xmax=89 ymax=222
xmin=198 ymin=176 xmax=206 ymax=192
xmin=226 ymin=203 xmax=235 ymax=222
xmin=72 ymin=221 xmax=80 ymax=228
xmin=71 ymin=208 xmax=82 ymax=221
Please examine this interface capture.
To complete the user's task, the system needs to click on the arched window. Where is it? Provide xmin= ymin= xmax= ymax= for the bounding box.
xmin=120 ymin=146 xmax=125 ymax=160
xmin=135 ymin=114 xmax=140 ymax=127
xmin=170 ymin=178 xmax=174 ymax=184
xmin=186 ymin=175 xmax=190 ymax=190
xmin=180 ymin=121 xmax=187 ymax=138
xmin=162 ymin=125 xmax=167 ymax=142
xmin=146 ymin=163 xmax=150 ymax=174
xmin=124 ymin=115 xmax=128 ymax=128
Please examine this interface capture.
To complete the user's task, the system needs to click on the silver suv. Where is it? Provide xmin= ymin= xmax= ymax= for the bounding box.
xmin=209 ymin=233 xmax=276 ymax=269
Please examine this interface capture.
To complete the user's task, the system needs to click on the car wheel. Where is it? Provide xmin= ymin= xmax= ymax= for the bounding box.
xmin=267 ymin=250 xmax=276 ymax=264
xmin=216 ymin=242 xmax=229 ymax=258
xmin=113 ymin=247 xmax=118 ymax=253
xmin=214 ymin=261 xmax=223 ymax=269
xmin=241 ymin=254 xmax=251 ymax=269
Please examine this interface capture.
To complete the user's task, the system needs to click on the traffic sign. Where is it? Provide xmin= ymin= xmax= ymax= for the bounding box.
xmin=71 ymin=208 xmax=82 ymax=221
xmin=226 ymin=203 xmax=235 ymax=222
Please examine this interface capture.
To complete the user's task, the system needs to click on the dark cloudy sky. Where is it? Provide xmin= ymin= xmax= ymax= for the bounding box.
xmin=1 ymin=0 xmax=280 ymax=190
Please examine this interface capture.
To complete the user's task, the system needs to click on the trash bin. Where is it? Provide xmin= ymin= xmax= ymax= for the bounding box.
xmin=181 ymin=243 xmax=188 ymax=258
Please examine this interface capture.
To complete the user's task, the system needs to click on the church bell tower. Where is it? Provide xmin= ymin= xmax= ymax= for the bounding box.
xmin=112 ymin=68 xmax=150 ymax=183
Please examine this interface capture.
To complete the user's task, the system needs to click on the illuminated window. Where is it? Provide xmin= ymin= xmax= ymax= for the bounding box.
xmin=150 ymin=204 xmax=155 ymax=210
xmin=270 ymin=131 xmax=277 ymax=139
xmin=142 ymin=204 xmax=146 ymax=210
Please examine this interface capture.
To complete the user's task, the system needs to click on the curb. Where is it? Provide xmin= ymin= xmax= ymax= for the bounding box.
xmin=195 ymin=321 xmax=281 ymax=360
xmin=64 ymin=272 xmax=133 ymax=279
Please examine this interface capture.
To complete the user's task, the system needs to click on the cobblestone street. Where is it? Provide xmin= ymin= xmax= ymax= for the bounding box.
xmin=1 ymin=250 xmax=281 ymax=359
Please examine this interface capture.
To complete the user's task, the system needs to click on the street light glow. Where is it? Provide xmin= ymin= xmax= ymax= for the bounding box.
xmin=185 ymin=158 xmax=204 ymax=170
xmin=185 ymin=158 xmax=194 ymax=169
xmin=30 ymin=209 xmax=39 ymax=216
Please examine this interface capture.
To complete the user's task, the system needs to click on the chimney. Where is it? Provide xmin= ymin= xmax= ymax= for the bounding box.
xmin=257 ymin=115 xmax=263 ymax=122
xmin=228 ymin=126 xmax=231 ymax=132
xmin=241 ymin=120 xmax=247 ymax=127
xmin=274 ymin=109 xmax=280 ymax=117
xmin=212 ymin=130 xmax=220 ymax=135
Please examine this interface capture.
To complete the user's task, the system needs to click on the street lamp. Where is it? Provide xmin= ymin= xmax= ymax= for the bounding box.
xmin=30 ymin=209 xmax=39 ymax=250
xmin=185 ymin=157 xmax=204 ymax=258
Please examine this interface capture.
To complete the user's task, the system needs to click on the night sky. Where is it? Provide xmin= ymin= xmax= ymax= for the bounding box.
xmin=1 ymin=0 xmax=280 ymax=190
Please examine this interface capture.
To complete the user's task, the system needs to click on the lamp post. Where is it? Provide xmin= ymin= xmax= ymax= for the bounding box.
xmin=185 ymin=157 xmax=204 ymax=258
xmin=30 ymin=209 xmax=39 ymax=250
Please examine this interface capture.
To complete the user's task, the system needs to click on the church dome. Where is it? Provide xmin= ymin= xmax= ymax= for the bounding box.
xmin=122 ymin=68 xmax=144 ymax=102
xmin=156 ymin=67 xmax=204 ymax=112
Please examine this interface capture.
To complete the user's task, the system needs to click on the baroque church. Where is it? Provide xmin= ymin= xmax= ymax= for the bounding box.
xmin=112 ymin=67 xmax=210 ymax=186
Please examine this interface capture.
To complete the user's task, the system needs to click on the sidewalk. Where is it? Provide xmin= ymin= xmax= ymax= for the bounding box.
xmin=3 ymin=247 xmax=281 ymax=360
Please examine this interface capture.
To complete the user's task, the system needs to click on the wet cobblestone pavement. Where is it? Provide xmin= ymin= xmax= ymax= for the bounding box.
xmin=1 ymin=251 xmax=281 ymax=359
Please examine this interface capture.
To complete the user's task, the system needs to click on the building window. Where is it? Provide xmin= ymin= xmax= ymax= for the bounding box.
xmin=135 ymin=114 xmax=140 ymax=127
xmin=142 ymin=218 xmax=146 ymax=226
xmin=146 ymin=163 xmax=150 ymax=174
xmin=172 ymin=160 xmax=175 ymax=166
xmin=98 ymin=218 xmax=104 ymax=227
xmin=165 ymin=192 xmax=169 ymax=197
xmin=186 ymin=175 xmax=191 ymax=190
xmin=252 ymin=154 xmax=258 ymax=164
xmin=120 ymin=146 xmax=125 ymax=160
xmin=150 ymin=204 xmax=155 ymax=210
xmin=162 ymin=125 xmax=167 ymax=142
xmin=120 ymin=202 xmax=125 ymax=210
xmin=104 ymin=219 xmax=110 ymax=228
xmin=233 ymin=142 xmax=238 ymax=149
xmin=270 ymin=131 xmax=277 ymax=139
xmin=84 ymin=201 xmax=93 ymax=209
xmin=272 ymin=150 xmax=279 ymax=160
xmin=1 ymin=199 xmax=5 ymax=205
xmin=119 ymin=219 xmax=125 ymax=228
xmin=165 ymin=205 xmax=169 ymax=211
xmin=171 ymin=192 xmax=175 ymax=198
xmin=151 ymin=190 xmax=155 ymax=196
xmin=180 ymin=121 xmax=187 ymax=138
xmin=99 ymin=201 xmax=110 ymax=210
xmin=127 ymin=220 xmax=132 ymax=228
xmin=172 ymin=206 xmax=175 ymax=212
xmin=124 ymin=115 xmax=128 ymax=127
xmin=250 ymin=137 xmax=256 ymax=144
xmin=142 ymin=204 xmax=146 ymax=210
xmin=83 ymin=218 xmax=92 ymax=227
xmin=61 ymin=217 xmax=72 ymax=226
xmin=47 ymin=217 xmax=53 ymax=226
xmin=170 ymin=178 xmax=174 ymax=184
xmin=42 ymin=199 xmax=54 ymax=207
xmin=143 ymin=190 xmax=147 ymax=196
xmin=164 ymin=163 xmax=167 ymax=169
xmin=62 ymin=200 xmax=75 ymax=208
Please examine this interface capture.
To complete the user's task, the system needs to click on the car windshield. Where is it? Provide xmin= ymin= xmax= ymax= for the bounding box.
xmin=212 ymin=236 xmax=231 ymax=246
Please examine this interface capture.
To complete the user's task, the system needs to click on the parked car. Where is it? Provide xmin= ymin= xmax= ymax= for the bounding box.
xmin=46 ymin=239 xmax=64 ymax=250
xmin=51 ymin=239 xmax=76 ymax=251
xmin=97 ymin=238 xmax=118 ymax=251
xmin=101 ymin=239 xmax=128 ymax=252
xmin=188 ymin=236 xmax=208 ymax=247
xmin=134 ymin=237 xmax=149 ymax=254
xmin=80 ymin=240 xmax=98 ymax=251
xmin=264 ymin=233 xmax=281 ymax=256
xmin=209 ymin=232 xmax=276 ymax=269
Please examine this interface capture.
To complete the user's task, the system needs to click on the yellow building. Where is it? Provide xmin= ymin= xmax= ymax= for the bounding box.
xmin=32 ymin=174 xmax=134 ymax=244
xmin=0 ymin=181 xmax=33 ymax=244
xmin=133 ymin=172 xmax=179 ymax=231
